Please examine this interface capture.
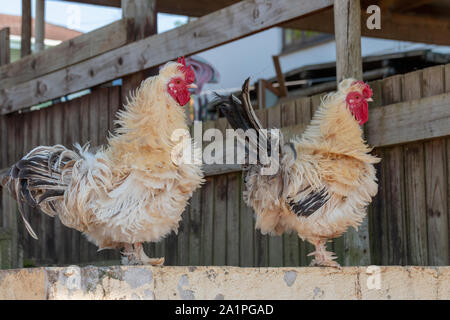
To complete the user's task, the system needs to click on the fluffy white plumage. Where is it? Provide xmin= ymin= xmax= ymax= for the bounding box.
xmin=216 ymin=78 xmax=380 ymax=267
xmin=2 ymin=62 xmax=204 ymax=265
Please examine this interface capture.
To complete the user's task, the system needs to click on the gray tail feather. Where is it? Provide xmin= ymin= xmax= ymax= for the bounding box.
xmin=213 ymin=78 xmax=276 ymax=161
xmin=2 ymin=145 xmax=78 ymax=240
xmin=212 ymin=77 xmax=263 ymax=132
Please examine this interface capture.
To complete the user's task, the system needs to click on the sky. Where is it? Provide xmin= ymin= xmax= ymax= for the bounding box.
xmin=0 ymin=0 xmax=188 ymax=33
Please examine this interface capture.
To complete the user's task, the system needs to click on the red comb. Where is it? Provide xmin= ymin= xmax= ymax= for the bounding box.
xmin=352 ymin=80 xmax=373 ymax=99
xmin=177 ymin=56 xmax=186 ymax=66
xmin=177 ymin=56 xmax=195 ymax=84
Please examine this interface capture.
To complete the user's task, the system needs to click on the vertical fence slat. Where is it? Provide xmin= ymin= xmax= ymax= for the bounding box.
xmin=37 ymin=107 xmax=50 ymax=265
xmin=226 ymin=172 xmax=240 ymax=266
xmin=401 ymin=70 xmax=428 ymax=265
xmin=87 ymin=90 xmax=101 ymax=262
xmin=30 ymin=111 xmax=41 ymax=263
xmin=445 ymin=65 xmax=450 ymax=263
xmin=225 ymin=118 xmax=240 ymax=266
xmin=422 ymin=65 xmax=449 ymax=266
xmin=253 ymin=108 xmax=269 ymax=267
xmin=213 ymin=117 xmax=228 ymax=266
xmin=367 ymin=80 xmax=386 ymax=266
xmin=267 ymin=104 xmax=283 ymax=267
xmin=188 ymin=189 xmax=201 ymax=265
xmin=200 ymin=121 xmax=215 ymax=265
xmin=21 ymin=112 xmax=32 ymax=264
xmin=239 ymin=173 xmax=254 ymax=267
xmin=177 ymin=206 xmax=190 ymax=266
xmin=382 ymin=75 xmax=408 ymax=265
xmin=281 ymin=101 xmax=300 ymax=267
xmin=49 ymin=103 xmax=66 ymax=265
xmin=78 ymin=94 xmax=90 ymax=264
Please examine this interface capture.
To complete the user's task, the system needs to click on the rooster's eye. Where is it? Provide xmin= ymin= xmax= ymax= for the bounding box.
xmin=176 ymin=80 xmax=181 ymax=84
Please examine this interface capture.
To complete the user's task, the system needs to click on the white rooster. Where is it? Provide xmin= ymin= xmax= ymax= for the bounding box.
xmin=1 ymin=59 xmax=204 ymax=265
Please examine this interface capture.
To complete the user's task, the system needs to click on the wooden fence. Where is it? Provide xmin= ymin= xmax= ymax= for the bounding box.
xmin=1 ymin=64 xmax=449 ymax=268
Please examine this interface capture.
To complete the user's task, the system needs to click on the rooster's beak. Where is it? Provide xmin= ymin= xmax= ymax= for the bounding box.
xmin=188 ymin=83 xmax=198 ymax=89
xmin=367 ymin=98 xmax=373 ymax=102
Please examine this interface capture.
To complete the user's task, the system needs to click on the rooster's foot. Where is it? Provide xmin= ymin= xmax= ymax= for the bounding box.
xmin=142 ymin=257 xmax=165 ymax=266
xmin=308 ymin=239 xmax=341 ymax=269
xmin=133 ymin=242 xmax=165 ymax=266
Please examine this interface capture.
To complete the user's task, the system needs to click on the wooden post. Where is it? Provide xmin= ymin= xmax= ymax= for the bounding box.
xmin=272 ymin=55 xmax=288 ymax=97
xmin=35 ymin=0 xmax=45 ymax=53
xmin=334 ymin=0 xmax=363 ymax=83
xmin=121 ymin=0 xmax=158 ymax=101
xmin=0 ymin=27 xmax=10 ymax=66
xmin=21 ymin=0 xmax=32 ymax=57
xmin=334 ymin=0 xmax=369 ymax=266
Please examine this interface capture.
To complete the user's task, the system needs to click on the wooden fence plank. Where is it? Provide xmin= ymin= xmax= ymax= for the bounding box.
xmin=177 ymin=205 xmax=190 ymax=266
xmin=253 ymin=108 xmax=269 ymax=267
xmin=293 ymin=97 xmax=314 ymax=265
xmin=189 ymin=190 xmax=201 ymax=266
xmin=49 ymin=103 xmax=66 ymax=265
xmin=30 ymin=111 xmax=41 ymax=263
xmin=382 ymin=75 xmax=407 ymax=265
xmin=108 ymin=86 xmax=121 ymax=132
xmin=402 ymin=70 xmax=428 ymax=265
xmin=213 ymin=117 xmax=228 ymax=266
xmin=226 ymin=172 xmax=240 ymax=266
xmin=310 ymin=93 xmax=324 ymax=115
xmin=37 ymin=107 xmax=50 ymax=265
xmin=0 ymin=27 xmax=10 ymax=66
xmin=67 ymin=99 xmax=83 ymax=264
xmin=78 ymin=94 xmax=91 ymax=264
xmin=0 ymin=19 xmax=129 ymax=89
xmin=200 ymin=120 xmax=215 ymax=265
xmin=422 ymin=65 xmax=449 ymax=266
xmin=445 ymin=65 xmax=450 ymax=263
xmin=281 ymin=101 xmax=299 ymax=267
xmin=239 ymin=173 xmax=254 ymax=267
xmin=87 ymin=90 xmax=101 ymax=262
xmin=200 ymin=177 xmax=214 ymax=265
xmin=266 ymin=105 xmax=283 ymax=267
xmin=294 ymin=97 xmax=311 ymax=135
xmin=21 ymin=112 xmax=32 ymax=264
xmin=366 ymin=93 xmax=450 ymax=147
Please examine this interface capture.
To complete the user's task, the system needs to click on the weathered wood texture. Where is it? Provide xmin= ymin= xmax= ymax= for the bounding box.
xmin=34 ymin=0 xmax=45 ymax=53
xmin=0 ymin=0 xmax=333 ymax=114
xmin=0 ymin=19 xmax=129 ymax=89
xmin=20 ymin=0 xmax=31 ymax=58
xmin=0 ymin=28 xmax=10 ymax=66
xmin=0 ymin=65 xmax=449 ymax=268
xmin=284 ymin=5 xmax=450 ymax=46
xmin=334 ymin=0 xmax=363 ymax=82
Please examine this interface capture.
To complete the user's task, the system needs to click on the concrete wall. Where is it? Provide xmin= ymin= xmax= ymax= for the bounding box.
xmin=0 ymin=266 xmax=448 ymax=300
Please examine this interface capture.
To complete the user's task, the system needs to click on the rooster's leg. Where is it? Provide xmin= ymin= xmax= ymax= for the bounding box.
xmin=133 ymin=242 xmax=165 ymax=266
xmin=120 ymin=243 xmax=140 ymax=265
xmin=308 ymin=239 xmax=340 ymax=268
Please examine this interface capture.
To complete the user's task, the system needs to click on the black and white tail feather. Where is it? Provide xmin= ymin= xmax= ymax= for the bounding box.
xmin=212 ymin=77 xmax=329 ymax=218
xmin=1 ymin=144 xmax=83 ymax=239
xmin=212 ymin=77 xmax=277 ymax=165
